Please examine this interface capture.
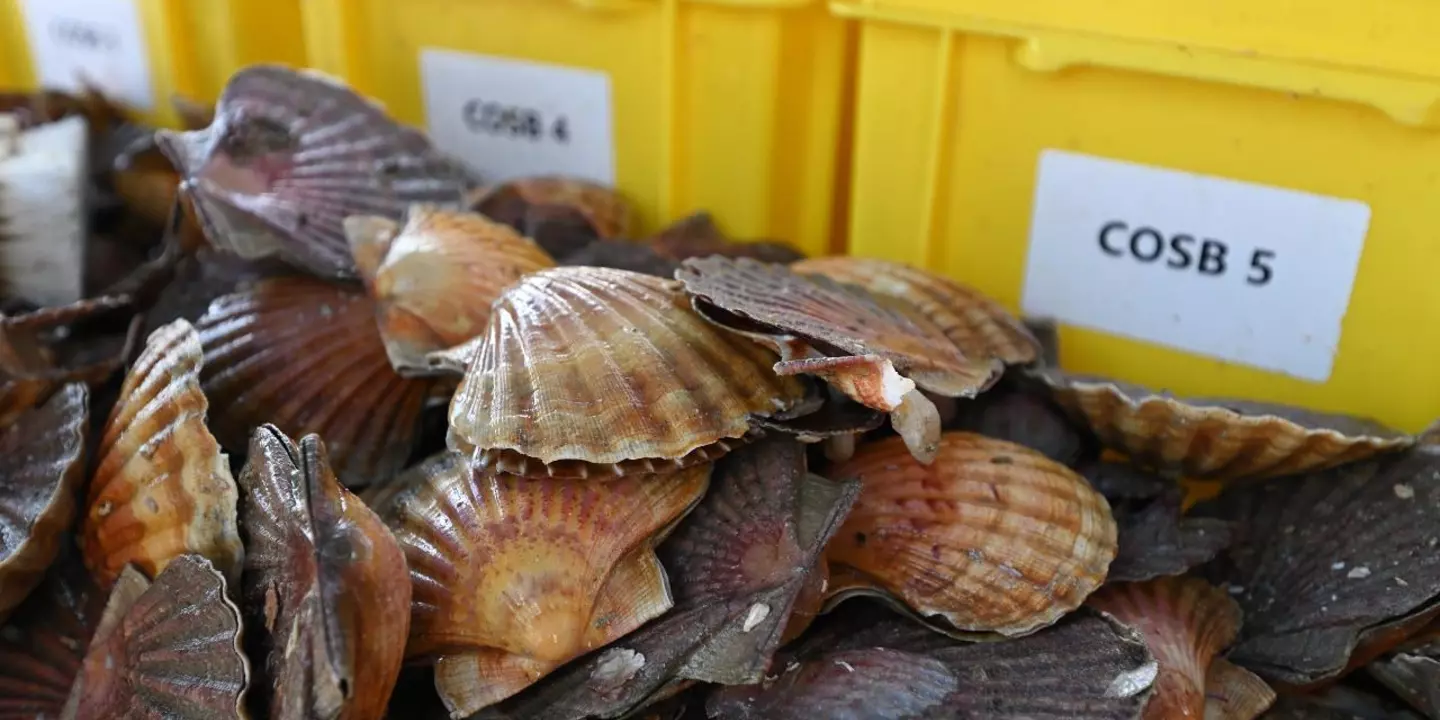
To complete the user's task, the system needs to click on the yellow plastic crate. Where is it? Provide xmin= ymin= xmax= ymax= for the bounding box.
xmin=0 ymin=0 xmax=307 ymax=127
xmin=301 ymin=0 xmax=852 ymax=256
xmin=834 ymin=0 xmax=1440 ymax=432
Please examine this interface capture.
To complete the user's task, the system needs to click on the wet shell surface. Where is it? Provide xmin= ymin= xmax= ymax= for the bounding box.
xmin=448 ymin=266 xmax=806 ymax=476
xmin=1088 ymin=578 xmax=1242 ymax=720
xmin=155 ymin=65 xmax=471 ymax=278
xmin=195 ymin=276 xmax=436 ymax=488
xmin=469 ymin=176 xmax=632 ymax=242
xmin=1038 ymin=371 xmax=1412 ymax=480
xmin=62 ymin=556 xmax=249 ymax=719
xmin=0 ymin=383 xmax=86 ymax=622
xmin=1204 ymin=658 xmax=1276 ymax=720
xmin=1193 ymin=447 xmax=1440 ymax=686
xmin=375 ymin=452 xmax=709 ymax=714
xmin=81 ymin=321 xmax=243 ymax=589
xmin=0 ymin=550 xmax=104 ymax=719
xmin=824 ymin=432 xmax=1118 ymax=639
xmin=345 ymin=206 xmax=555 ymax=374
xmin=793 ymin=256 xmax=1040 ymax=368
xmin=237 ymin=427 xmax=411 ymax=720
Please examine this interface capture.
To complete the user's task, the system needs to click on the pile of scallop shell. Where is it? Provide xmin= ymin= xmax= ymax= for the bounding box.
xmin=0 ymin=65 xmax=1437 ymax=720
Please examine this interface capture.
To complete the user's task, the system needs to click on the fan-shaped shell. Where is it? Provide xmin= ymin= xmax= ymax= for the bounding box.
xmin=82 ymin=321 xmax=243 ymax=589
xmin=375 ymin=452 xmax=708 ymax=712
xmin=0 ymin=383 xmax=85 ymax=622
xmin=195 ymin=276 xmax=436 ymax=488
xmin=469 ymin=176 xmax=632 ymax=241
xmin=155 ymin=65 xmax=471 ymax=278
xmin=824 ymin=432 xmax=1117 ymax=639
xmin=793 ymin=256 xmax=1040 ymax=367
xmin=449 ymin=266 xmax=806 ymax=476
xmin=1038 ymin=371 xmax=1411 ymax=480
xmin=237 ymin=427 xmax=411 ymax=720
xmin=1088 ymin=578 xmax=1241 ymax=720
xmin=62 ymin=556 xmax=249 ymax=719
xmin=345 ymin=206 xmax=555 ymax=374
xmin=0 ymin=550 xmax=103 ymax=720
xmin=1205 ymin=659 xmax=1276 ymax=720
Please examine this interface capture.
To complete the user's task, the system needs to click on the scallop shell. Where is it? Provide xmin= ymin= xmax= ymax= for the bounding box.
xmin=1088 ymin=578 xmax=1241 ymax=720
xmin=793 ymin=256 xmax=1040 ymax=367
xmin=0 ymin=383 xmax=86 ymax=622
xmin=346 ymin=206 xmax=555 ymax=374
xmin=559 ymin=239 xmax=680 ymax=278
xmin=449 ymin=266 xmax=806 ymax=477
xmin=483 ymin=439 xmax=860 ymax=720
xmin=0 ymin=295 xmax=134 ymax=427
xmin=82 ymin=321 xmax=243 ymax=589
xmin=155 ymin=65 xmax=471 ymax=278
xmin=648 ymin=212 xmax=804 ymax=264
xmin=824 ymin=432 xmax=1117 ymax=639
xmin=469 ymin=176 xmax=632 ymax=241
xmin=1192 ymin=447 xmax=1440 ymax=686
xmin=0 ymin=549 xmax=104 ymax=719
xmin=949 ymin=385 xmax=1087 ymax=466
xmin=1037 ymin=371 xmax=1412 ymax=480
xmin=237 ymin=427 xmax=411 ymax=720
xmin=62 ymin=556 xmax=249 ymax=719
xmin=1024 ymin=316 xmax=1062 ymax=367
xmin=1369 ymin=649 xmax=1440 ymax=719
xmin=1204 ymin=659 xmax=1276 ymax=720
xmin=374 ymin=452 xmax=708 ymax=712
xmin=195 ymin=276 xmax=436 ymax=488
xmin=1108 ymin=488 xmax=1234 ymax=583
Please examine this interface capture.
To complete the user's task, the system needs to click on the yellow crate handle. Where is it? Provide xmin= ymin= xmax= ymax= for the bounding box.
xmin=572 ymin=0 xmax=816 ymax=8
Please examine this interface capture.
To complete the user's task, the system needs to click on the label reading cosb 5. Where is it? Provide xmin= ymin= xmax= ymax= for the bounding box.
xmin=1021 ymin=149 xmax=1370 ymax=383
xmin=19 ymin=0 xmax=154 ymax=111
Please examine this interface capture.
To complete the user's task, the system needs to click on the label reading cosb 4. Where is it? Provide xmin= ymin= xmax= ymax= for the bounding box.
xmin=1021 ymin=149 xmax=1370 ymax=383
xmin=421 ymin=48 xmax=615 ymax=186
xmin=18 ymin=0 xmax=154 ymax=111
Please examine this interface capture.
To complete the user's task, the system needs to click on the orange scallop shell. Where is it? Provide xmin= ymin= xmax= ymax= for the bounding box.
xmin=448 ymin=266 xmax=806 ymax=477
xmin=82 ymin=321 xmax=244 ymax=589
xmin=195 ymin=276 xmax=436 ymax=488
xmin=1204 ymin=658 xmax=1276 ymax=720
xmin=793 ymin=256 xmax=1040 ymax=367
xmin=469 ymin=176 xmax=632 ymax=240
xmin=0 ymin=383 xmax=86 ymax=622
xmin=1038 ymin=371 xmax=1412 ymax=480
xmin=376 ymin=452 xmax=708 ymax=714
xmin=1088 ymin=578 xmax=1242 ymax=720
xmin=345 ymin=205 xmax=555 ymax=374
xmin=824 ymin=432 xmax=1117 ymax=639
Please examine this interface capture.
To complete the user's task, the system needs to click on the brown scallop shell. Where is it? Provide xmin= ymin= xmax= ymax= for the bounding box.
xmin=1204 ymin=659 xmax=1276 ymax=720
xmin=345 ymin=206 xmax=555 ymax=374
xmin=374 ymin=452 xmax=708 ymax=713
xmin=469 ymin=176 xmax=632 ymax=241
xmin=559 ymin=239 xmax=681 ymax=278
xmin=110 ymin=134 xmax=181 ymax=230
xmin=949 ymin=384 xmax=1087 ymax=466
xmin=82 ymin=321 xmax=243 ymax=589
xmin=1088 ymin=578 xmax=1241 ymax=720
xmin=1037 ymin=371 xmax=1412 ymax=480
xmin=0 ymin=549 xmax=104 ymax=719
xmin=0 ymin=383 xmax=86 ymax=622
xmin=1369 ymin=648 xmax=1440 ymax=719
xmin=156 ymin=65 xmax=471 ymax=279
xmin=448 ymin=266 xmax=806 ymax=477
xmin=648 ymin=212 xmax=805 ymax=264
xmin=0 ymin=296 xmax=135 ymax=428
xmin=62 ymin=556 xmax=249 ymax=719
xmin=792 ymin=256 xmax=1040 ymax=367
xmin=238 ymin=427 xmax=411 ymax=720
xmin=195 ymin=276 xmax=436 ymax=488
xmin=824 ymin=432 xmax=1117 ymax=639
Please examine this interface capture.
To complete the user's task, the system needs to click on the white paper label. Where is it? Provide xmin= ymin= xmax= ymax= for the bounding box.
xmin=18 ymin=0 xmax=154 ymax=111
xmin=421 ymin=48 xmax=615 ymax=186
xmin=1022 ymin=149 xmax=1370 ymax=382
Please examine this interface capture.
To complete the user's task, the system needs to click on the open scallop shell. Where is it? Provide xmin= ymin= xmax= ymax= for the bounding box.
xmin=0 ymin=548 xmax=104 ymax=719
xmin=1193 ymin=446 xmax=1440 ymax=686
xmin=374 ymin=452 xmax=708 ymax=713
xmin=345 ymin=206 xmax=555 ymax=375
xmin=1088 ymin=578 xmax=1241 ymax=720
xmin=647 ymin=212 xmax=804 ymax=264
xmin=449 ymin=266 xmax=806 ymax=477
xmin=155 ymin=65 xmax=471 ymax=278
xmin=62 ymin=556 xmax=249 ymax=719
xmin=792 ymin=256 xmax=1040 ymax=367
xmin=824 ymin=432 xmax=1117 ymax=640
xmin=0 ymin=383 xmax=86 ymax=622
xmin=237 ymin=426 xmax=411 ymax=720
xmin=483 ymin=439 xmax=860 ymax=720
xmin=1204 ymin=658 xmax=1276 ymax=720
xmin=82 ymin=321 xmax=243 ymax=590
xmin=195 ymin=276 xmax=436 ymax=488
xmin=1037 ymin=371 xmax=1412 ymax=481
xmin=469 ymin=176 xmax=632 ymax=242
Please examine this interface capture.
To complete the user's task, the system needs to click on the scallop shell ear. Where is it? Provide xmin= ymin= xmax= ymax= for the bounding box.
xmin=0 ymin=382 xmax=87 ymax=622
xmin=62 ymin=557 xmax=249 ymax=719
xmin=824 ymin=432 xmax=1117 ymax=640
xmin=0 ymin=548 xmax=104 ymax=719
xmin=1205 ymin=658 xmax=1276 ymax=720
xmin=82 ymin=321 xmax=243 ymax=590
xmin=155 ymin=65 xmax=472 ymax=279
xmin=195 ymin=276 xmax=436 ymax=488
xmin=1037 ymin=370 xmax=1412 ymax=481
